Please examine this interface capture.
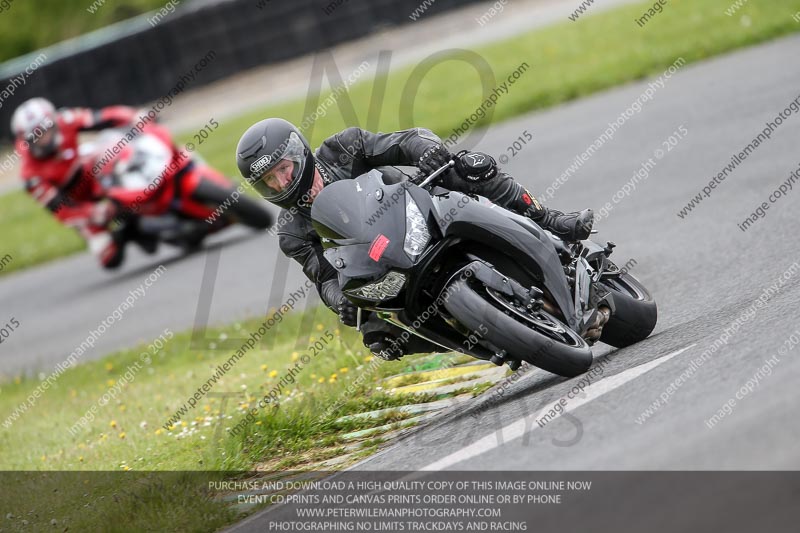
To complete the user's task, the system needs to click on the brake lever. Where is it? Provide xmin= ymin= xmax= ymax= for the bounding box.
xmin=416 ymin=160 xmax=455 ymax=189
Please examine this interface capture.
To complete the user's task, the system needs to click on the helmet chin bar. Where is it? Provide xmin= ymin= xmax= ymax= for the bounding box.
xmin=274 ymin=149 xmax=317 ymax=210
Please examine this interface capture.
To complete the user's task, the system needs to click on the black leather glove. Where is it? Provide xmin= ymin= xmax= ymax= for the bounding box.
xmin=453 ymin=150 xmax=498 ymax=182
xmin=321 ymin=278 xmax=362 ymax=327
xmin=363 ymin=331 xmax=404 ymax=361
xmin=336 ymin=295 xmax=358 ymax=327
xmin=417 ymin=144 xmax=452 ymax=175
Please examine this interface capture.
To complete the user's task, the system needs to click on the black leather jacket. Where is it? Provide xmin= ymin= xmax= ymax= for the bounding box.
xmin=277 ymin=127 xmax=535 ymax=310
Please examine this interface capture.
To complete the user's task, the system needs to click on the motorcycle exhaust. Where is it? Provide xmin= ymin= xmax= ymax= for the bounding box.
xmin=584 ymin=306 xmax=611 ymax=341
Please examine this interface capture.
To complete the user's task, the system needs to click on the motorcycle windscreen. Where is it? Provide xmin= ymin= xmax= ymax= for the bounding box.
xmin=312 ymin=169 xmax=412 ymax=244
xmin=311 ymin=169 xmax=416 ymax=278
xmin=118 ymin=134 xmax=172 ymax=190
xmin=91 ymin=130 xmax=172 ymax=190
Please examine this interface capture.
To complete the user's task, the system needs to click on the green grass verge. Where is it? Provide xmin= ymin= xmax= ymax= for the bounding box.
xmin=0 ymin=0 xmax=171 ymax=64
xmin=2 ymin=0 xmax=800 ymax=277
xmin=1 ymin=307 xmax=363 ymax=471
xmin=0 ymin=190 xmax=84 ymax=274
xmin=0 ymin=471 xmax=238 ymax=533
xmin=0 ymin=304 xmax=483 ymax=528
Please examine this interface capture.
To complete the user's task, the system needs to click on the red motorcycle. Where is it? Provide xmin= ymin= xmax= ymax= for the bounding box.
xmin=83 ymin=123 xmax=273 ymax=267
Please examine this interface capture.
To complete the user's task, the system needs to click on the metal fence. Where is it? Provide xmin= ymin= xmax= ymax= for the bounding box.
xmin=0 ymin=0 xmax=482 ymax=140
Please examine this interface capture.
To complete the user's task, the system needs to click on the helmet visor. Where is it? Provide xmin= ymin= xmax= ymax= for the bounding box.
xmin=250 ymin=131 xmax=306 ymax=202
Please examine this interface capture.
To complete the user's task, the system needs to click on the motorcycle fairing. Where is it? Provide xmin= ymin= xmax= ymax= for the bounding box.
xmin=420 ymin=189 xmax=579 ymax=330
xmin=312 ymin=170 xmax=422 ymax=307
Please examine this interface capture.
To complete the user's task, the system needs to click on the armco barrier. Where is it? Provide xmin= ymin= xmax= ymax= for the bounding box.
xmin=0 ymin=0 xmax=482 ymax=141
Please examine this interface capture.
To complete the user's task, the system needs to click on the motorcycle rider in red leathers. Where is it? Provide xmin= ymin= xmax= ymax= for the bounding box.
xmin=11 ymin=97 xmax=139 ymax=267
xmin=90 ymin=121 xmax=270 ymax=245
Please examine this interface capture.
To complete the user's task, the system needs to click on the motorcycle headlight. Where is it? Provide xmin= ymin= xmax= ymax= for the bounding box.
xmin=404 ymin=196 xmax=430 ymax=257
xmin=344 ymin=271 xmax=407 ymax=301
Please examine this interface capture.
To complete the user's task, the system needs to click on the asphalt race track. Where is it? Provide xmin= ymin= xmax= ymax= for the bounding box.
xmin=348 ymin=34 xmax=800 ymax=471
xmin=2 ymin=31 xmax=799 ymax=482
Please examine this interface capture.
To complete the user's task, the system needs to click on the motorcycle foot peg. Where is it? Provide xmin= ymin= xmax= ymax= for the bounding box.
xmin=490 ymin=350 xmax=507 ymax=366
xmin=603 ymin=241 xmax=616 ymax=256
xmin=507 ymin=359 xmax=521 ymax=371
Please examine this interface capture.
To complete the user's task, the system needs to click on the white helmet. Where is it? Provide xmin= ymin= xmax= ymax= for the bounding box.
xmin=11 ymin=98 xmax=59 ymax=158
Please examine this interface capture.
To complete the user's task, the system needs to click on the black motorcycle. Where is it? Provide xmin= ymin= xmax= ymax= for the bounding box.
xmin=311 ymin=163 xmax=657 ymax=377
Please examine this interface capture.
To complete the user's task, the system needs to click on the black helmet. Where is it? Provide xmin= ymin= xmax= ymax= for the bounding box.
xmin=236 ymin=118 xmax=315 ymax=209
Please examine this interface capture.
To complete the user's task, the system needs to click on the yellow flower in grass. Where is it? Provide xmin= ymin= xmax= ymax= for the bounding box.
xmin=291 ymin=352 xmax=299 ymax=361
xmin=155 ymin=428 xmax=163 ymax=436
xmin=105 ymin=362 xmax=113 ymax=371
xmin=110 ymin=420 xmax=118 ymax=428
xmin=106 ymin=379 xmax=115 ymax=387
xmin=364 ymin=356 xmax=374 ymax=363
xmin=316 ymin=324 xmax=324 ymax=331
xmin=79 ymin=456 xmax=84 ymax=462
xmin=269 ymin=370 xmax=279 ymax=378
xmin=330 ymin=373 xmax=338 ymax=379
xmin=261 ymin=364 xmax=268 ymax=371
xmin=118 ymin=432 xmax=126 ymax=439
xmin=339 ymin=367 xmax=349 ymax=374
xmin=317 ymin=377 xmax=325 ymax=384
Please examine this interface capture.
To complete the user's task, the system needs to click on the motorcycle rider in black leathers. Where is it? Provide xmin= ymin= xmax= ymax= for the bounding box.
xmin=236 ymin=119 xmax=594 ymax=360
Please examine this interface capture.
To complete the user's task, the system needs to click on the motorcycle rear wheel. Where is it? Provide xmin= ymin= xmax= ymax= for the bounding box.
xmin=443 ymin=278 xmax=593 ymax=377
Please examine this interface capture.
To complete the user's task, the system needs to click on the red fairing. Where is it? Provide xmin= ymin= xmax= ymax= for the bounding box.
xmin=97 ymin=123 xmax=233 ymax=220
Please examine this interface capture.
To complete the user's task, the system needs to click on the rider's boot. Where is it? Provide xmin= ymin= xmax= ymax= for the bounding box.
xmin=528 ymin=206 xmax=594 ymax=242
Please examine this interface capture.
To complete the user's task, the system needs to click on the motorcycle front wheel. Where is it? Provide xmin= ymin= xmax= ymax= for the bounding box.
xmin=597 ymin=272 xmax=658 ymax=348
xmin=192 ymin=179 xmax=273 ymax=230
